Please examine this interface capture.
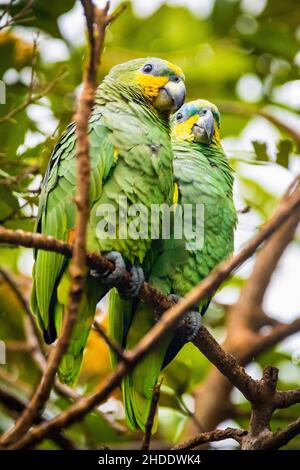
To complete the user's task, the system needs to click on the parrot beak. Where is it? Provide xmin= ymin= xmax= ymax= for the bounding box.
xmin=154 ymin=76 xmax=186 ymax=113
xmin=192 ymin=109 xmax=215 ymax=144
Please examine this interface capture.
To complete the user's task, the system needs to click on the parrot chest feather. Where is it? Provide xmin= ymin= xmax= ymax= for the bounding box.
xmin=86 ymin=100 xmax=173 ymax=264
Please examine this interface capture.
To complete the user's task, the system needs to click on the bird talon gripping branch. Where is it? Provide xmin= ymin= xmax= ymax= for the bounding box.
xmin=93 ymin=251 xmax=127 ymax=286
xmin=92 ymin=251 xmax=145 ymax=299
xmin=167 ymin=294 xmax=201 ymax=342
xmin=177 ymin=309 xmax=202 ymax=342
xmin=119 ymin=265 xmax=145 ymax=299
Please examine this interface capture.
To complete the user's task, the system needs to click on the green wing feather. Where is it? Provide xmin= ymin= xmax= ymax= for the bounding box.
xmin=112 ymin=140 xmax=237 ymax=430
xmin=108 ymin=288 xmax=171 ymax=432
xmin=31 ymin=113 xmax=114 ymax=384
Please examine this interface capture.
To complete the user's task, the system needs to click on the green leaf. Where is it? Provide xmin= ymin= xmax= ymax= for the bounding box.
xmin=2 ymin=1 xmax=76 ymax=38
xmin=0 ymin=185 xmax=19 ymax=221
xmin=252 ymin=140 xmax=270 ymax=162
xmin=238 ymin=175 xmax=279 ymax=219
xmin=276 ymin=139 xmax=293 ymax=168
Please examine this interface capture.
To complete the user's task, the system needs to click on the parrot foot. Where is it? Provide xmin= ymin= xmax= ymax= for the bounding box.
xmin=90 ymin=251 xmax=126 ymax=286
xmin=178 ymin=310 xmax=202 ymax=342
xmin=167 ymin=294 xmax=181 ymax=304
xmin=119 ymin=265 xmax=145 ymax=299
xmin=165 ymin=294 xmax=202 ymax=342
xmin=90 ymin=251 xmax=144 ymax=298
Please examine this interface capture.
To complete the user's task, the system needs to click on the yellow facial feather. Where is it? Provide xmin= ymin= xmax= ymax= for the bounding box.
xmin=172 ymin=115 xmax=199 ymax=141
xmin=166 ymin=61 xmax=184 ymax=78
xmin=113 ymin=148 xmax=119 ymax=163
xmin=135 ymin=72 xmax=168 ymax=99
xmin=212 ymin=122 xmax=221 ymax=145
xmin=173 ymin=182 xmax=179 ymax=205
xmin=173 ymin=116 xmax=221 ymax=145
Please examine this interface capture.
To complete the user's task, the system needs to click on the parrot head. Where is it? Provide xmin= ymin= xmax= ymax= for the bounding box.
xmin=171 ymin=100 xmax=221 ymax=145
xmin=107 ymin=57 xmax=186 ymax=113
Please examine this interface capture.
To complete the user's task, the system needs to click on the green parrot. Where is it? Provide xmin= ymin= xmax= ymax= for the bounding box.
xmin=30 ymin=58 xmax=186 ymax=385
xmin=108 ymin=99 xmax=237 ymax=431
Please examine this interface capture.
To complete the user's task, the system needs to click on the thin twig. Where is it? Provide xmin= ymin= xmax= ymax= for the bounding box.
xmin=0 ymin=71 xmax=67 ymax=124
xmin=219 ymin=101 xmax=300 ymax=145
xmin=0 ymin=387 xmax=77 ymax=450
xmin=28 ymin=32 xmax=39 ymax=100
xmin=240 ymin=318 xmax=300 ymax=365
xmin=176 ymin=394 xmax=204 ymax=432
xmin=261 ymin=418 xmax=300 ymax=450
xmin=274 ymin=389 xmax=300 ymax=409
xmin=172 ymin=427 xmax=247 ymax=450
xmin=93 ymin=320 xmax=128 ymax=364
xmin=0 ymin=268 xmax=45 ymax=353
xmin=3 ymin=264 xmax=126 ymax=435
xmin=0 ymin=0 xmax=116 ymax=447
xmin=141 ymin=380 xmax=162 ymax=450
xmin=22 ymin=307 xmax=127 ymax=435
xmin=0 ymin=0 xmax=34 ymax=31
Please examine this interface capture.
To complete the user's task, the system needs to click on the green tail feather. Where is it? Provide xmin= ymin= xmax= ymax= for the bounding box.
xmin=57 ymin=273 xmax=104 ymax=385
xmin=58 ymin=351 xmax=85 ymax=386
xmin=32 ymin=264 xmax=104 ymax=386
xmin=122 ymin=374 xmax=158 ymax=432
xmin=107 ymin=288 xmax=132 ymax=370
xmin=108 ymin=289 xmax=171 ymax=431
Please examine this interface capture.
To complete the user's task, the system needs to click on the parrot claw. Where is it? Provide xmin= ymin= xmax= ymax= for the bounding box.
xmin=168 ymin=294 xmax=181 ymax=304
xmin=91 ymin=251 xmax=126 ymax=286
xmin=119 ymin=265 xmax=145 ymax=299
xmin=178 ymin=310 xmax=202 ymax=342
xmin=163 ymin=294 xmax=201 ymax=342
xmin=90 ymin=251 xmax=144 ymax=298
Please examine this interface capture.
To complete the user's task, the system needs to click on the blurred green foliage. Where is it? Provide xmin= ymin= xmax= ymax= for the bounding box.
xmin=0 ymin=0 xmax=299 ymax=449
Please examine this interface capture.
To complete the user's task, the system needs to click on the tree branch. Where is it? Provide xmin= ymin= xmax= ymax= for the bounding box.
xmin=141 ymin=380 xmax=162 ymax=450
xmin=260 ymin=418 xmax=300 ymax=450
xmin=240 ymin=318 xmax=300 ymax=365
xmin=0 ymin=387 xmax=76 ymax=450
xmin=229 ymin=185 xmax=300 ymax=334
xmin=0 ymin=268 xmax=45 ymax=355
xmin=0 ymin=0 xmax=115 ymax=447
xmin=93 ymin=320 xmax=128 ymax=364
xmin=186 ymin=177 xmax=300 ymax=442
xmin=219 ymin=101 xmax=300 ymax=145
xmin=1 ymin=174 xmax=299 ymax=449
xmin=0 ymin=71 xmax=67 ymax=125
xmin=1 ymin=174 xmax=300 ymax=331
xmin=172 ymin=427 xmax=247 ymax=450
xmin=0 ymin=266 xmax=125 ymax=434
xmin=0 ymin=0 xmax=34 ymax=32
xmin=274 ymin=389 xmax=300 ymax=409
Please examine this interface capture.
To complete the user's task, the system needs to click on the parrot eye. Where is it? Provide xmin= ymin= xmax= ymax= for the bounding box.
xmin=201 ymin=108 xmax=208 ymax=115
xmin=176 ymin=112 xmax=183 ymax=121
xmin=143 ymin=64 xmax=153 ymax=74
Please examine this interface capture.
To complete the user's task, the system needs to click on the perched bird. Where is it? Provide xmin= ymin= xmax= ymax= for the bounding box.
xmin=109 ymin=100 xmax=237 ymax=431
xmin=31 ymin=58 xmax=186 ymax=385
